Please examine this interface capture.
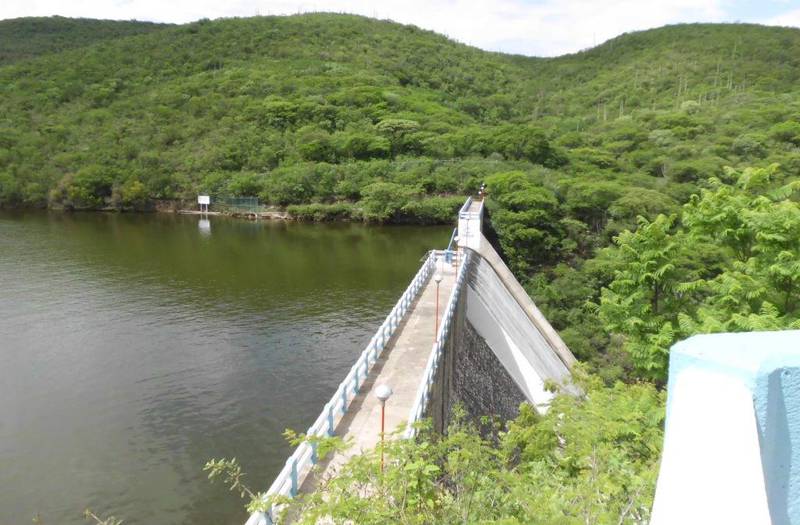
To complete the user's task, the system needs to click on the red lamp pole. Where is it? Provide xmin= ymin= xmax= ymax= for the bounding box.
xmin=380 ymin=402 xmax=386 ymax=473
xmin=375 ymin=385 xmax=393 ymax=475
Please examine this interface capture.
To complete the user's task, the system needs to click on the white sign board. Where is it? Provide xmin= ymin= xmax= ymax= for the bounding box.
xmin=198 ymin=195 xmax=210 ymax=205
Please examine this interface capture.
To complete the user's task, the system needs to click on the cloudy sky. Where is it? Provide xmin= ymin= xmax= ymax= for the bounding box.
xmin=2 ymin=0 xmax=800 ymax=56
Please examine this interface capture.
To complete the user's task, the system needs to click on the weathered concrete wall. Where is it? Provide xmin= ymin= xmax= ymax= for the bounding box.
xmin=428 ymin=246 xmax=573 ymax=431
xmin=426 ymin=200 xmax=575 ymax=432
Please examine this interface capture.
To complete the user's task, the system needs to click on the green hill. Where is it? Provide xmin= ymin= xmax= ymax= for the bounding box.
xmin=1 ymin=16 xmax=798 ymax=214
xmin=2 ymin=14 xmax=800 ymax=366
xmin=0 ymin=16 xmax=169 ymax=64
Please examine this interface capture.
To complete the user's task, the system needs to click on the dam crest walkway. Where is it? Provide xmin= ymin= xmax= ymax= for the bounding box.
xmin=300 ymin=254 xmax=457 ymax=493
xmin=246 ymin=196 xmax=574 ymax=525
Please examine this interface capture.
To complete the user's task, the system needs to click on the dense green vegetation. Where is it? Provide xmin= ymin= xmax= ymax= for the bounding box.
xmin=0 ymin=16 xmax=168 ymax=64
xmin=5 ymin=16 xmax=798 ymax=227
xmin=208 ymin=371 xmax=665 ymax=524
xmin=597 ymin=165 xmax=800 ymax=379
xmin=5 ymin=14 xmax=800 ymax=522
xmin=293 ymin=374 xmax=663 ymax=525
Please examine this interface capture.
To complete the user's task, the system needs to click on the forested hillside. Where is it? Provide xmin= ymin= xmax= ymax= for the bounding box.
xmin=5 ymin=14 xmax=800 ymax=523
xmin=0 ymin=16 xmax=168 ymax=64
xmin=3 ymin=14 xmax=799 ymax=367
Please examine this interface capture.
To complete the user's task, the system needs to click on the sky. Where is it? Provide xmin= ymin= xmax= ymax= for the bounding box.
xmin=2 ymin=0 xmax=800 ymax=56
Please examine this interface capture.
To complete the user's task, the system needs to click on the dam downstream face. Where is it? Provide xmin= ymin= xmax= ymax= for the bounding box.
xmin=0 ymin=211 xmax=449 ymax=525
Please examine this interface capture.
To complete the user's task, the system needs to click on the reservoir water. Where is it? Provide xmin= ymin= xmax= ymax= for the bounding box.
xmin=0 ymin=211 xmax=449 ymax=525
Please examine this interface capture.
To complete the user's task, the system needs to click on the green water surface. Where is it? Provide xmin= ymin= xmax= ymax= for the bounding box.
xmin=0 ymin=211 xmax=449 ymax=525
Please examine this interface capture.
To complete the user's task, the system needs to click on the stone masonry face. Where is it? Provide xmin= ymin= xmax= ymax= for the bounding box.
xmin=446 ymin=318 xmax=527 ymax=431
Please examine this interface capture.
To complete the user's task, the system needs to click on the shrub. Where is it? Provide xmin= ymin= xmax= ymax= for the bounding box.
xmin=769 ymin=121 xmax=800 ymax=146
xmin=400 ymin=195 xmax=464 ymax=224
xmin=360 ymin=181 xmax=417 ymax=222
xmin=286 ymin=202 xmax=356 ymax=221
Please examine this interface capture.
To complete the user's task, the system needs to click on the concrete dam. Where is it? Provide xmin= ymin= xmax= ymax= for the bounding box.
xmin=246 ymin=196 xmax=576 ymax=525
xmin=245 ymin=196 xmax=800 ymax=525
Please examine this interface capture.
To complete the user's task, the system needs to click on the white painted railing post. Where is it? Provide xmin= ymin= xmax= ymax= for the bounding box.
xmin=652 ymin=330 xmax=800 ymax=525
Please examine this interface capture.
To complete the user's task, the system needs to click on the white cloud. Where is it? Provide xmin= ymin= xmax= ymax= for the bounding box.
xmin=0 ymin=0 xmax=796 ymax=56
xmin=766 ymin=7 xmax=800 ymax=28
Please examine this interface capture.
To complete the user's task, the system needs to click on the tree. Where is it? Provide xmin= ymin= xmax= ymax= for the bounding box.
xmin=492 ymin=126 xmax=565 ymax=167
xmin=333 ymin=131 xmax=390 ymax=160
xmin=375 ymin=118 xmax=420 ymax=157
xmin=563 ymin=181 xmax=624 ymax=234
xmin=296 ymin=125 xmax=336 ymax=163
xmin=360 ymin=181 xmax=416 ymax=222
xmin=599 ymin=166 xmax=800 ymax=381
xmin=598 ymin=215 xmax=690 ymax=380
xmin=120 ymin=178 xmax=148 ymax=208
xmin=485 ymin=171 xmax=563 ymax=273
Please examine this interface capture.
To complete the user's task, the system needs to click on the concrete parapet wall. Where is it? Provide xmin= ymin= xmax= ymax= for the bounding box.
xmin=652 ymin=330 xmax=800 ymax=525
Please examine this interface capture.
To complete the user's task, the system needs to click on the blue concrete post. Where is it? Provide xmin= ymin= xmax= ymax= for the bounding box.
xmin=288 ymin=457 xmax=298 ymax=497
xmin=652 ymin=330 xmax=800 ymax=525
xmin=326 ymin=403 xmax=335 ymax=436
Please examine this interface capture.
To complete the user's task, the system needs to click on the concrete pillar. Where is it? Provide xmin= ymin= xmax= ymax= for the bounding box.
xmin=652 ymin=330 xmax=800 ymax=525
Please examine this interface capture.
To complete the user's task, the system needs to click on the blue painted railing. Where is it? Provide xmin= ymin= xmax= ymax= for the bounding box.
xmin=444 ymin=227 xmax=458 ymax=263
xmin=246 ymin=250 xmax=439 ymax=525
xmin=247 ymin=195 xmax=483 ymax=524
xmin=404 ymin=250 xmax=471 ymax=438
xmin=446 ymin=227 xmax=457 ymax=252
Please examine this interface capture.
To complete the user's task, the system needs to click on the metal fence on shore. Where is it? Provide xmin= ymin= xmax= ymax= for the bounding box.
xmin=215 ymin=196 xmax=262 ymax=214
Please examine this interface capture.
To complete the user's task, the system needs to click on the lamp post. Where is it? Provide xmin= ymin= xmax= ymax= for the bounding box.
xmin=434 ymin=272 xmax=443 ymax=340
xmin=375 ymin=384 xmax=393 ymax=474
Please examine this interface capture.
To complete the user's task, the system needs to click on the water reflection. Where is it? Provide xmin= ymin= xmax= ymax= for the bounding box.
xmin=198 ymin=217 xmax=211 ymax=235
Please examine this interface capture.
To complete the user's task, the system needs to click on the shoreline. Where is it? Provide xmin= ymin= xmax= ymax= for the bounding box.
xmin=0 ymin=205 xmax=458 ymax=227
xmin=1 ymin=194 xmax=467 ymax=226
xmin=177 ymin=209 xmax=291 ymax=221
